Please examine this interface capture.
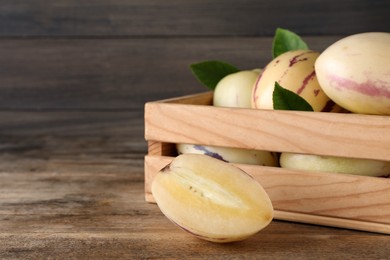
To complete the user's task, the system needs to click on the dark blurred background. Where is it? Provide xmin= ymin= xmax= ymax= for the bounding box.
xmin=0 ymin=0 xmax=388 ymax=110
xmin=0 ymin=1 xmax=388 ymax=143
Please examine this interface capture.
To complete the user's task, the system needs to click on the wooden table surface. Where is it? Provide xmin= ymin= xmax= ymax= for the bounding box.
xmin=1 ymin=1 xmax=389 ymax=259
xmin=0 ymin=112 xmax=388 ymax=259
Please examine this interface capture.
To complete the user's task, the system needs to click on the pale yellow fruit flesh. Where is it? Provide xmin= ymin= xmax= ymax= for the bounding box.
xmin=152 ymin=154 xmax=274 ymax=243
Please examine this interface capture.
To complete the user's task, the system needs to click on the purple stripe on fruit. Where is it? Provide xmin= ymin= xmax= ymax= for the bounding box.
xmin=297 ymin=71 xmax=316 ymax=94
xmin=328 ymin=74 xmax=390 ymax=98
xmin=289 ymin=52 xmax=308 ymax=67
xmin=193 ymin=145 xmax=228 ymax=162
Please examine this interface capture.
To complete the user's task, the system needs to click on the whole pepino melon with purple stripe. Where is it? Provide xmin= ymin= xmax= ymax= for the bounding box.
xmin=251 ymin=50 xmax=340 ymax=112
xmin=315 ymin=32 xmax=390 ymax=115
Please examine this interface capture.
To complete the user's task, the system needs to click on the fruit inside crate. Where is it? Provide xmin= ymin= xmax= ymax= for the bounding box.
xmin=144 ymin=91 xmax=390 ymax=234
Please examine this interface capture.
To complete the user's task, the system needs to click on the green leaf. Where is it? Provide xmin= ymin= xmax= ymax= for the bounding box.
xmin=190 ymin=60 xmax=240 ymax=90
xmin=273 ymin=82 xmax=314 ymax=111
xmin=272 ymin=28 xmax=309 ymax=58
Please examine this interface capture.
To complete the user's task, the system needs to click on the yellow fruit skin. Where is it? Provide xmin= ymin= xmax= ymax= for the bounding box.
xmin=176 ymin=143 xmax=277 ymax=166
xmin=315 ymin=32 xmax=390 ymax=115
xmin=152 ymin=154 xmax=274 ymax=243
xmin=252 ymin=50 xmax=339 ymax=112
xmin=280 ymin=152 xmax=390 ymax=177
xmin=213 ymin=70 xmax=261 ymax=108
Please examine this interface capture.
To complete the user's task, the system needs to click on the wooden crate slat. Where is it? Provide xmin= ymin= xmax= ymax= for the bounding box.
xmin=145 ymin=96 xmax=390 ymax=161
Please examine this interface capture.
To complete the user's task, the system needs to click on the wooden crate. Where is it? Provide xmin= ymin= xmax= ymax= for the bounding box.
xmin=144 ymin=91 xmax=390 ymax=234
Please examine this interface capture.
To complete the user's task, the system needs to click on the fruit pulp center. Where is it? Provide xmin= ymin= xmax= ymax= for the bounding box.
xmin=171 ymin=168 xmax=248 ymax=209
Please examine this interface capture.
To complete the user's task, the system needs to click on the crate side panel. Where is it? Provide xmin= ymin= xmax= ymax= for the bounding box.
xmin=145 ymin=100 xmax=390 ymax=161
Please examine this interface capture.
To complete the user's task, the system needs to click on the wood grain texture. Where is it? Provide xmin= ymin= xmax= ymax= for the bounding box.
xmin=0 ymin=110 xmax=143 ymax=136
xmin=0 ymin=0 xmax=388 ymax=36
xmin=145 ymin=94 xmax=390 ymax=161
xmin=0 ymin=112 xmax=389 ymax=259
xmin=0 ymin=113 xmax=389 ymax=259
xmin=1 ymin=1 xmax=389 ymax=258
xmin=0 ymin=36 xmax=344 ymax=110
